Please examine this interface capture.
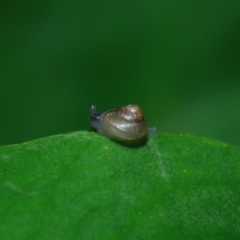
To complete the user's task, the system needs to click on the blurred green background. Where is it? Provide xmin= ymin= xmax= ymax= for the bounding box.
xmin=0 ymin=0 xmax=240 ymax=146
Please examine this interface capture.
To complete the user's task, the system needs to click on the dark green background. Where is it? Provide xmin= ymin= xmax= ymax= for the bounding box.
xmin=1 ymin=0 xmax=240 ymax=146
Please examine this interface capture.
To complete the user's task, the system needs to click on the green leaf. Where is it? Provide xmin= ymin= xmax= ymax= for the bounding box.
xmin=0 ymin=132 xmax=240 ymax=239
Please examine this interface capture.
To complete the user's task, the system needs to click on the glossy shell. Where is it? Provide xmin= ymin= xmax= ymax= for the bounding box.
xmin=88 ymin=104 xmax=148 ymax=140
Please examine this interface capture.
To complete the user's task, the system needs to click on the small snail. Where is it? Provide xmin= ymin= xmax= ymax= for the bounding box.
xmin=88 ymin=104 xmax=149 ymax=141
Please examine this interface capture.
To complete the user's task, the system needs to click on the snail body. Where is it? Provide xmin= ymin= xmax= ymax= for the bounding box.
xmin=88 ymin=104 xmax=148 ymax=140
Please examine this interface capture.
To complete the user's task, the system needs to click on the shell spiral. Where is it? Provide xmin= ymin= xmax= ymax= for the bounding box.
xmin=117 ymin=104 xmax=144 ymax=123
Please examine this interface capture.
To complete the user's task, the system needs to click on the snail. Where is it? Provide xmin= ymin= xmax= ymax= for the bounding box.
xmin=88 ymin=104 xmax=149 ymax=141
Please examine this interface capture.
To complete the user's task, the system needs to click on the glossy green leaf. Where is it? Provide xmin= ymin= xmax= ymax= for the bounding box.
xmin=0 ymin=132 xmax=240 ymax=239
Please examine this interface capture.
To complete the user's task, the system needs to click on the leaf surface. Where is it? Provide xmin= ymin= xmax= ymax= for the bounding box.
xmin=0 ymin=132 xmax=240 ymax=239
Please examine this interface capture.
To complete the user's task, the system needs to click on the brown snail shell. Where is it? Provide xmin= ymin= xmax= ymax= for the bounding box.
xmin=88 ymin=104 xmax=148 ymax=140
